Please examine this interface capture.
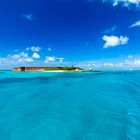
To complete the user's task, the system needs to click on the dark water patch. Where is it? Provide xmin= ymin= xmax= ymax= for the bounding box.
xmin=34 ymin=76 xmax=52 ymax=82
xmin=0 ymin=76 xmax=52 ymax=85
xmin=56 ymin=71 xmax=135 ymax=80
xmin=0 ymin=127 xmax=11 ymax=140
xmin=79 ymin=104 xmax=96 ymax=130
xmin=0 ymin=71 xmax=131 ymax=86
xmin=63 ymin=82 xmax=72 ymax=87
xmin=28 ymin=88 xmax=50 ymax=100
xmin=51 ymin=72 xmax=105 ymax=80
xmin=69 ymin=104 xmax=98 ymax=140
xmin=0 ymin=72 xmax=5 ymax=74
xmin=0 ymin=78 xmax=29 ymax=84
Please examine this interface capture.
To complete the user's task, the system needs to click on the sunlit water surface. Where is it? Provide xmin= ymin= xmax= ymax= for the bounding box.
xmin=0 ymin=71 xmax=140 ymax=140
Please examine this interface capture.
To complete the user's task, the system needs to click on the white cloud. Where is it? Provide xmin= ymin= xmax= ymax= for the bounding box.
xmin=59 ymin=58 xmax=64 ymax=63
xmin=8 ymin=52 xmax=28 ymax=60
xmin=103 ymin=26 xmax=116 ymax=34
xmin=103 ymin=63 xmax=114 ymax=66
xmin=128 ymin=55 xmax=133 ymax=58
xmin=45 ymin=56 xmax=64 ymax=63
xmin=102 ymin=35 xmax=129 ymax=48
xmin=32 ymin=52 xmax=40 ymax=59
xmin=19 ymin=52 xmax=28 ymax=58
xmin=112 ymin=0 xmax=140 ymax=7
xmin=124 ymin=59 xmax=140 ymax=67
xmin=45 ymin=57 xmax=56 ymax=63
xmin=8 ymin=51 xmax=34 ymax=63
xmin=48 ymin=48 xmax=52 ymax=51
xmin=88 ymin=0 xmax=140 ymax=7
xmin=26 ymin=47 xmax=30 ymax=51
xmin=31 ymin=46 xmax=41 ymax=52
xmin=17 ymin=58 xmax=34 ymax=63
xmin=0 ymin=47 xmax=41 ymax=69
xmin=3 ymin=47 xmax=39 ymax=65
xmin=134 ymin=60 xmax=140 ymax=64
xmin=0 ymin=46 xmax=43 ymax=69
xmin=24 ymin=58 xmax=34 ymax=62
xmin=74 ymin=57 xmax=140 ymax=70
xmin=22 ymin=14 xmax=33 ymax=21
xmin=129 ymin=20 xmax=140 ymax=28
xmin=26 ymin=46 xmax=41 ymax=52
xmin=10 ymin=54 xmax=21 ymax=59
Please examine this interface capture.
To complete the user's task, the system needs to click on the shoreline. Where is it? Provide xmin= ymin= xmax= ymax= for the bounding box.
xmin=42 ymin=70 xmax=65 ymax=72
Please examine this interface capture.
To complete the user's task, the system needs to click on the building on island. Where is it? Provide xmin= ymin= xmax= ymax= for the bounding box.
xmin=13 ymin=67 xmax=48 ymax=72
xmin=13 ymin=66 xmax=82 ymax=72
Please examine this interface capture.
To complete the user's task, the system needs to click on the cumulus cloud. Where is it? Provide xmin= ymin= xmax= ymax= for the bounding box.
xmin=102 ymin=35 xmax=129 ymax=48
xmin=24 ymin=58 xmax=34 ymax=62
xmin=8 ymin=52 xmax=33 ymax=63
xmin=9 ymin=52 xmax=28 ymax=60
xmin=45 ymin=57 xmax=56 ymax=63
xmin=9 ymin=53 xmax=25 ymax=59
xmin=31 ymin=46 xmax=41 ymax=52
xmin=10 ymin=54 xmax=21 ymax=59
xmin=22 ymin=14 xmax=33 ymax=21
xmin=32 ymin=52 xmax=40 ymax=59
xmin=87 ymin=0 xmax=140 ymax=7
xmin=111 ymin=0 xmax=140 ymax=7
xmin=19 ymin=52 xmax=29 ymax=58
xmin=17 ymin=57 xmax=34 ymax=63
xmin=1 ymin=46 xmax=41 ymax=66
xmin=45 ymin=56 xmax=64 ymax=63
xmin=24 ymin=46 xmax=41 ymax=53
xmin=26 ymin=46 xmax=41 ymax=55
xmin=129 ymin=20 xmax=140 ymax=28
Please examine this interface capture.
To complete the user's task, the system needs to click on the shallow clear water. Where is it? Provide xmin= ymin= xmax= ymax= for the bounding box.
xmin=0 ymin=71 xmax=140 ymax=140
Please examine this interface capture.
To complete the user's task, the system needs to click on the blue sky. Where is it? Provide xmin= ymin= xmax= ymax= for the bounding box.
xmin=0 ymin=0 xmax=140 ymax=69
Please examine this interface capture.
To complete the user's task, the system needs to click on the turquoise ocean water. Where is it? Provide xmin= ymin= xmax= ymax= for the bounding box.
xmin=0 ymin=71 xmax=140 ymax=140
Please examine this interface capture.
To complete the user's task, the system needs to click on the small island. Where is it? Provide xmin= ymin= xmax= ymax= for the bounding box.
xmin=12 ymin=66 xmax=88 ymax=72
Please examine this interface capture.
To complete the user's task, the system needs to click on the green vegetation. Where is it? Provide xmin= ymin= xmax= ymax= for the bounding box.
xmin=45 ymin=67 xmax=79 ymax=71
xmin=62 ymin=67 xmax=76 ymax=70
